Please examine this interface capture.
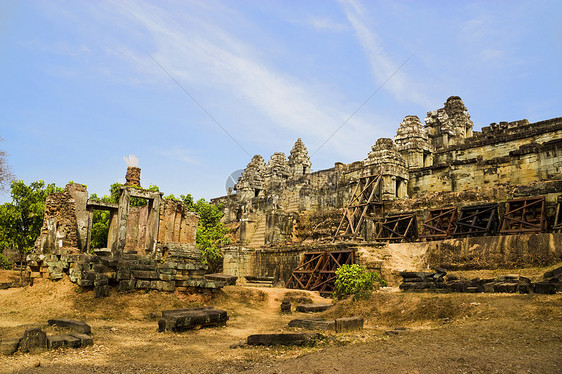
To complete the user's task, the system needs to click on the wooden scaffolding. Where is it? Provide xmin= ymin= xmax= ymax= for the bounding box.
xmin=334 ymin=174 xmax=383 ymax=240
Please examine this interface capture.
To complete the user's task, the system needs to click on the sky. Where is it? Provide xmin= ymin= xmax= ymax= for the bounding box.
xmin=0 ymin=0 xmax=561 ymax=203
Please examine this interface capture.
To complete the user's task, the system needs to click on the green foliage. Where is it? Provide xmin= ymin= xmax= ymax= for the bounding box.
xmin=333 ymin=264 xmax=386 ymax=300
xmin=180 ymin=194 xmax=230 ymax=264
xmin=0 ymin=253 xmax=11 ymax=269
xmin=0 ymin=180 xmax=62 ymax=256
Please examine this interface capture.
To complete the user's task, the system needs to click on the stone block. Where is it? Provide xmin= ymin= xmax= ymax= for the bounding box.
xmin=295 ymin=303 xmax=333 ymax=313
xmin=69 ymin=333 xmax=93 ymax=346
xmin=118 ymin=279 xmax=136 ymax=292
xmin=116 ymin=270 xmax=131 ymax=280
xmin=533 ymin=281 xmax=556 ymax=294
xmin=281 ymin=299 xmax=291 ymax=313
xmin=131 ymin=270 xmax=159 ymax=279
xmin=161 ymin=281 xmax=176 ymax=292
xmin=517 ymin=282 xmax=531 ymax=294
xmin=20 ymin=328 xmax=47 ymax=353
xmin=159 ymin=274 xmax=174 ymax=281
xmin=247 ymin=333 xmax=322 ymax=346
xmin=288 ymin=318 xmax=335 ymax=331
xmin=150 ymin=280 xmax=163 ymax=290
xmin=0 ymin=338 xmax=20 ymax=355
xmin=136 ymin=280 xmax=151 ymax=289
xmin=483 ymin=282 xmax=496 ymax=293
xmin=335 ymin=316 xmax=364 ymax=333
xmin=204 ymin=273 xmax=238 ymax=285
xmin=48 ymin=319 xmax=92 ymax=334
xmin=158 ymin=307 xmax=228 ymax=332
xmin=94 ymin=285 xmax=110 ymax=298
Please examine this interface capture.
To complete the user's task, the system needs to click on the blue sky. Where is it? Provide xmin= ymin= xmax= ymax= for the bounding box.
xmin=1 ymin=0 xmax=560 ymax=202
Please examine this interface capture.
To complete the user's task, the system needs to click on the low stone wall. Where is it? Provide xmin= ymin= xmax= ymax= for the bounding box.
xmin=425 ymin=233 xmax=562 ymax=270
xmin=223 ymin=246 xmax=307 ymax=286
xmin=27 ymin=244 xmax=226 ymax=296
xmin=224 ymin=234 xmax=562 ymax=288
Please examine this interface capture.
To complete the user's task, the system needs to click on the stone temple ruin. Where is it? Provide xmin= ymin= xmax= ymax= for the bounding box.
xmin=24 ymin=95 xmax=562 ymax=297
xmin=212 ymin=96 xmax=562 ymax=294
xmin=27 ymin=166 xmax=227 ymax=297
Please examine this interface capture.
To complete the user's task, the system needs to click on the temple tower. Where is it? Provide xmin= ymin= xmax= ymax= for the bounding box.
xmin=394 ymin=115 xmax=433 ymax=168
xmin=364 ymin=138 xmax=409 ymax=200
xmin=288 ymin=138 xmax=311 ymax=179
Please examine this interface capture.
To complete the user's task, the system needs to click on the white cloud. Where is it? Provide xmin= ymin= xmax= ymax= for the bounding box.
xmin=339 ymin=0 xmax=433 ymax=107
xmin=155 ymin=147 xmax=197 ymax=165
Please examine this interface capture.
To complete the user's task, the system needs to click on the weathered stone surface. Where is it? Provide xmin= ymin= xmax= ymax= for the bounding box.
xmin=204 ymin=273 xmax=237 ymax=285
xmin=281 ymin=299 xmax=291 ymax=313
xmin=20 ymin=328 xmax=47 ymax=353
xmin=335 ymin=316 xmax=364 ymax=333
xmin=288 ymin=318 xmax=335 ymax=331
xmin=46 ymin=334 xmax=80 ymax=349
xmin=0 ymin=338 xmax=20 ymax=355
xmin=158 ymin=307 xmax=228 ymax=332
xmin=295 ymin=303 xmax=333 ymax=313
xmin=247 ymin=333 xmax=322 ymax=346
xmin=48 ymin=319 xmax=92 ymax=334
xmin=94 ymin=285 xmax=110 ymax=298
xmin=69 ymin=333 xmax=94 ymax=346
xmin=533 ymin=281 xmax=557 ymax=294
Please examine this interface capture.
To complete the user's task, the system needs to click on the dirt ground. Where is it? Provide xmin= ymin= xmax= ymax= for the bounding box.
xmin=0 ymin=268 xmax=561 ymax=374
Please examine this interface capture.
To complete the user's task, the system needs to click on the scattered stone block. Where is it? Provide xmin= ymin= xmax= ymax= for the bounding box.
xmin=69 ymin=333 xmax=93 ymax=346
xmin=158 ymin=307 xmax=228 ymax=332
xmin=204 ymin=273 xmax=237 ymax=285
xmin=48 ymin=319 xmax=92 ymax=334
xmin=288 ymin=318 xmax=335 ymax=331
xmin=0 ymin=338 xmax=20 ymax=355
xmin=19 ymin=328 xmax=47 ymax=353
xmin=281 ymin=299 xmax=292 ymax=313
xmin=533 ymin=281 xmax=556 ymax=294
xmin=118 ymin=279 xmax=135 ymax=292
xmin=335 ymin=316 xmax=364 ymax=333
xmin=247 ymin=333 xmax=322 ymax=346
xmin=94 ymin=285 xmax=110 ymax=298
xmin=295 ymin=303 xmax=333 ymax=313
xmin=47 ymin=335 xmax=81 ymax=349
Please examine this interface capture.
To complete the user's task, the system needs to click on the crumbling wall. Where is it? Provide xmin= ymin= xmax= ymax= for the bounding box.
xmin=157 ymin=199 xmax=199 ymax=245
xmin=35 ymin=190 xmax=79 ymax=254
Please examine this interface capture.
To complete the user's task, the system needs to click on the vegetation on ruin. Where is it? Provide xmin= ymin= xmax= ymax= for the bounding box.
xmin=0 ymin=253 xmax=12 ymax=269
xmin=89 ymin=184 xmax=230 ymax=263
xmin=0 ymin=180 xmax=61 ymax=257
xmin=179 ymin=193 xmax=230 ymax=265
xmin=333 ymin=264 xmax=386 ymax=300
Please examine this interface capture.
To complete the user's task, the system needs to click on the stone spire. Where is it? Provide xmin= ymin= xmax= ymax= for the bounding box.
xmin=234 ymin=155 xmax=267 ymax=201
xmin=288 ymin=138 xmax=311 ymax=178
xmin=394 ymin=115 xmax=432 ymax=168
xmin=364 ymin=138 xmax=408 ymax=200
xmin=265 ymin=152 xmax=290 ymax=190
xmin=425 ymin=96 xmax=474 ymax=148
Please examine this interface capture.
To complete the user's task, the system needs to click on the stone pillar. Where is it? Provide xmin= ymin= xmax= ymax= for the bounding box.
xmin=125 ymin=167 xmax=141 ymax=187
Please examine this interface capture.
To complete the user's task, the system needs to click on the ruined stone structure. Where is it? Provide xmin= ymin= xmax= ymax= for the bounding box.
xmin=28 ymin=167 xmax=226 ymax=295
xmin=212 ymin=96 xmax=562 ymax=285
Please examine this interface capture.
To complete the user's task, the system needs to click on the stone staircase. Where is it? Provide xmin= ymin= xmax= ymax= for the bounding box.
xmin=285 ymin=199 xmax=300 ymax=213
xmin=247 ymin=217 xmax=266 ymax=248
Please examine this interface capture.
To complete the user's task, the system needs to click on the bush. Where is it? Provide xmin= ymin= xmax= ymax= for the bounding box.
xmin=333 ymin=264 xmax=386 ymax=300
xmin=0 ymin=253 xmax=12 ymax=270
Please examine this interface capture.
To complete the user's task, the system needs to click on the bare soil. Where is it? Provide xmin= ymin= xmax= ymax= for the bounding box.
xmin=0 ymin=270 xmax=561 ymax=374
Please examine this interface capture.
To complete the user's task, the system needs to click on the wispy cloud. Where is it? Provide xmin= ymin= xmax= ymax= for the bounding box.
xmin=155 ymin=147 xmax=198 ymax=165
xmin=339 ymin=0 xmax=433 ymax=107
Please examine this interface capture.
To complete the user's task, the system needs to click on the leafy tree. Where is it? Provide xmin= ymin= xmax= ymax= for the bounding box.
xmin=333 ymin=264 xmax=386 ymax=300
xmin=180 ymin=194 xmax=230 ymax=264
xmin=0 ymin=180 xmax=61 ymax=271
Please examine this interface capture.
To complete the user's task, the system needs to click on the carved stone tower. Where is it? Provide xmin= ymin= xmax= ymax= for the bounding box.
xmin=288 ymin=138 xmax=311 ymax=179
xmin=425 ymin=96 xmax=474 ymax=148
xmin=364 ymin=138 xmax=409 ymax=200
xmin=394 ymin=115 xmax=433 ymax=168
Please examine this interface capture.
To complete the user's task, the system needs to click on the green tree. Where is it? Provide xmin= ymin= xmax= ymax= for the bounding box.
xmin=180 ymin=194 xmax=230 ymax=264
xmin=333 ymin=264 xmax=386 ymax=300
xmin=0 ymin=180 xmax=61 ymax=266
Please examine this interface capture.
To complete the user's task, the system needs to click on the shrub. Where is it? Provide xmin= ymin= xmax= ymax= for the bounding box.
xmin=0 ymin=253 xmax=12 ymax=270
xmin=333 ymin=264 xmax=386 ymax=300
